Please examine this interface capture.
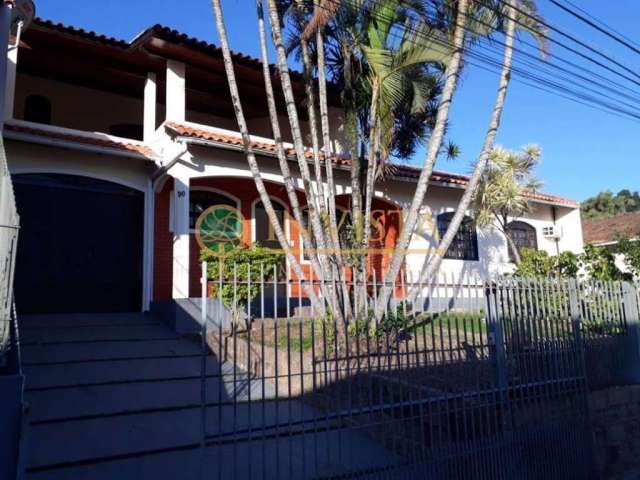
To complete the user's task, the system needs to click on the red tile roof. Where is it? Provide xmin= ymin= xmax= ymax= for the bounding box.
xmin=4 ymin=123 xmax=156 ymax=159
xmin=166 ymin=122 xmax=578 ymax=207
xmin=582 ymin=212 xmax=640 ymax=245
xmin=31 ymin=18 xmax=309 ymax=82
xmin=32 ymin=18 xmax=130 ymax=48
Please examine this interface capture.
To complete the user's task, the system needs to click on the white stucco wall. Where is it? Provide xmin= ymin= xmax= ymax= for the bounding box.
xmin=171 ymin=145 xmax=584 ymax=281
xmin=5 ymin=140 xmax=152 ymax=191
xmin=13 ymin=74 xmax=145 ymax=134
xmin=9 ymin=66 xmax=583 ymax=290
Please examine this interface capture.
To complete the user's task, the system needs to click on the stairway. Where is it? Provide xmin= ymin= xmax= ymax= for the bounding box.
xmin=19 ymin=312 xmax=398 ymax=479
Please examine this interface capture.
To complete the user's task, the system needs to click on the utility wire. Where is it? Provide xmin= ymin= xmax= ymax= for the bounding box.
xmin=484 ymin=0 xmax=640 ymax=82
xmin=547 ymin=0 xmax=640 ymax=57
xmin=306 ymin=0 xmax=640 ymax=122
xmin=422 ymin=0 xmax=640 ymax=96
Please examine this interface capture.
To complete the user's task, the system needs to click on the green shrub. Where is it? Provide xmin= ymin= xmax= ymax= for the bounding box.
xmin=514 ymin=249 xmax=579 ymax=278
xmin=200 ymin=244 xmax=284 ymax=308
xmin=579 ymin=244 xmax=631 ymax=281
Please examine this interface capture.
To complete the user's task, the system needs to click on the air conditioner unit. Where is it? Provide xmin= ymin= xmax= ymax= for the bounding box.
xmin=542 ymin=225 xmax=562 ymax=239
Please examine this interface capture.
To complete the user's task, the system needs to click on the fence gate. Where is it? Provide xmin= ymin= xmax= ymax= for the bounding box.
xmin=198 ymin=267 xmax=600 ymax=479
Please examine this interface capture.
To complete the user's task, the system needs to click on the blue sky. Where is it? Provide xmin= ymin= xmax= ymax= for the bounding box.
xmin=33 ymin=0 xmax=640 ymax=202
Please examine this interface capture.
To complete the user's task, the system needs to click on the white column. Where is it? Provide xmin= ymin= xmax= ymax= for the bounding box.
xmin=172 ymin=165 xmax=190 ymax=299
xmin=142 ymin=178 xmax=155 ymax=311
xmin=0 ymin=2 xmax=13 ymax=129
xmin=143 ymin=72 xmax=157 ymax=142
xmin=4 ymin=28 xmax=19 ymax=121
xmin=166 ymin=60 xmax=186 ymax=123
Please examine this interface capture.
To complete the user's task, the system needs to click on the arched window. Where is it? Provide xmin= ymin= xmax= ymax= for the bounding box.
xmin=437 ymin=212 xmax=479 ymax=261
xmin=24 ymin=94 xmax=52 ymax=124
xmin=506 ymin=221 xmax=538 ymax=262
xmin=189 ymin=190 xmax=236 ymax=229
xmin=254 ymin=200 xmax=286 ymax=249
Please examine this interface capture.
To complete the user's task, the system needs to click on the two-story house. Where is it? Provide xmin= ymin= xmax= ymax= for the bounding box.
xmin=3 ymin=18 xmax=584 ymax=315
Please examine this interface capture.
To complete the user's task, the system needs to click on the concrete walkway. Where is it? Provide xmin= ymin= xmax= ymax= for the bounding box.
xmin=19 ymin=313 xmax=398 ymax=479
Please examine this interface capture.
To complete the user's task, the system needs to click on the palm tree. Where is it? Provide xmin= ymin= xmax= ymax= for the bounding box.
xmin=210 ymin=0 xmax=324 ymax=311
xmin=407 ymin=0 xmax=548 ymax=302
xmin=254 ymin=0 xmax=337 ymax=308
xmin=372 ymin=0 xmax=470 ymax=322
xmin=472 ymin=144 xmax=543 ymax=265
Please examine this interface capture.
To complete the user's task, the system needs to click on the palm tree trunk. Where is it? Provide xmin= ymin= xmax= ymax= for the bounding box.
xmin=500 ymin=213 xmax=522 ymax=265
xmin=265 ymin=0 xmax=329 ymax=255
xmin=211 ymin=0 xmax=322 ymax=309
xmin=265 ymin=0 xmax=350 ymax=320
xmin=373 ymin=0 xmax=470 ymax=322
xmin=315 ymin=26 xmax=355 ymax=322
xmin=255 ymin=0 xmax=335 ymax=303
xmin=342 ymin=44 xmax=362 ymax=246
xmin=362 ymin=83 xmax=379 ymax=254
xmin=297 ymin=31 xmax=326 ymax=209
xmin=361 ymin=88 xmax=382 ymax=317
xmin=505 ymin=231 xmax=522 ymax=265
xmin=407 ymin=0 xmax=518 ymax=303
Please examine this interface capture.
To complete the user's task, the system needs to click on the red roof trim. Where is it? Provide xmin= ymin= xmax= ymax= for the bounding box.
xmin=166 ymin=122 xmax=578 ymax=207
xmin=4 ymin=123 xmax=156 ymax=159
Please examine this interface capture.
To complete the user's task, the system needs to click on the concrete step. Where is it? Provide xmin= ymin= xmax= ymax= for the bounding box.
xmin=20 ymin=324 xmax=178 ymax=345
xmin=24 ymin=356 xmax=225 ymax=390
xmin=19 ymin=313 xmax=160 ymax=328
xmin=21 ymin=338 xmax=202 ymax=365
xmin=26 ymin=429 xmax=399 ymax=480
xmin=26 ymin=397 xmax=323 ymax=470
xmin=25 ymin=366 xmax=275 ymax=423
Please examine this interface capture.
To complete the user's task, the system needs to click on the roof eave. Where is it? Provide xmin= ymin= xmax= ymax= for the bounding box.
xmin=4 ymin=130 xmax=155 ymax=162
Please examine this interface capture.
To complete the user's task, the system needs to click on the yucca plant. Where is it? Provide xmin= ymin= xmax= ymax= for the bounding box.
xmin=472 ymin=144 xmax=543 ymax=264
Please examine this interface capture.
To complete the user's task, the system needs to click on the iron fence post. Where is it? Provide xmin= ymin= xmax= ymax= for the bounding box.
xmin=485 ymin=282 xmax=508 ymax=392
xmin=621 ymin=281 xmax=640 ymax=384
xmin=200 ymin=261 xmax=208 ymax=454
xmin=568 ymin=279 xmax=588 ymax=381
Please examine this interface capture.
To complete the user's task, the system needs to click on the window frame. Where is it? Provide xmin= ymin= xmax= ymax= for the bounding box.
xmin=180 ymin=187 xmax=240 ymax=234
xmin=436 ymin=211 xmax=479 ymax=261
xmin=506 ymin=220 xmax=538 ymax=262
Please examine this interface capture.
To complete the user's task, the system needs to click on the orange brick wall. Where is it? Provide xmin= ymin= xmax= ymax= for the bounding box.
xmin=152 ymin=177 xmax=403 ymax=301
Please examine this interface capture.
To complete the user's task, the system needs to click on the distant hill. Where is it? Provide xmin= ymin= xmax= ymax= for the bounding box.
xmin=581 ymin=190 xmax=640 ymax=220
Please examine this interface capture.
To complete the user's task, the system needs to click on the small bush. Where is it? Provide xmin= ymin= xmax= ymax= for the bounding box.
xmin=200 ymin=244 xmax=284 ymax=309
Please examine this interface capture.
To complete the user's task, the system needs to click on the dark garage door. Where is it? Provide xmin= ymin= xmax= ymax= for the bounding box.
xmin=13 ymin=173 xmax=144 ymax=314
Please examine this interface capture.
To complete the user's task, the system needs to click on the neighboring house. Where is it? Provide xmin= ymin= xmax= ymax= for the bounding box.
xmin=2 ymin=18 xmax=584 ymax=315
xmin=582 ymin=211 xmax=640 ymax=274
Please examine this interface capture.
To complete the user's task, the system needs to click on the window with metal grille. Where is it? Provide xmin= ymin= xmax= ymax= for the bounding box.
xmin=189 ymin=190 xmax=236 ymax=229
xmin=436 ymin=212 xmax=479 ymax=261
xmin=506 ymin=221 xmax=538 ymax=262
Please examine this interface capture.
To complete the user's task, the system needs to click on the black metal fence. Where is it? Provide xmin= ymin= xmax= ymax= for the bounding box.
xmin=0 ymin=135 xmax=19 ymax=370
xmin=195 ymin=265 xmax=639 ymax=479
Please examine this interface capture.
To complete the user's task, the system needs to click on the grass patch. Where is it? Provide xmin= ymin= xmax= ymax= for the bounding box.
xmin=412 ymin=311 xmax=486 ymax=336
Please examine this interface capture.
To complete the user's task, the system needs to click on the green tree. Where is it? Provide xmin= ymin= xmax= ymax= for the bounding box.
xmin=616 ymin=236 xmax=640 ymax=278
xmin=211 ymin=0 xmax=548 ymax=324
xmin=581 ymin=189 xmax=640 ymax=220
xmin=579 ymin=244 xmax=630 ymax=282
xmin=472 ymin=144 xmax=542 ymax=264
